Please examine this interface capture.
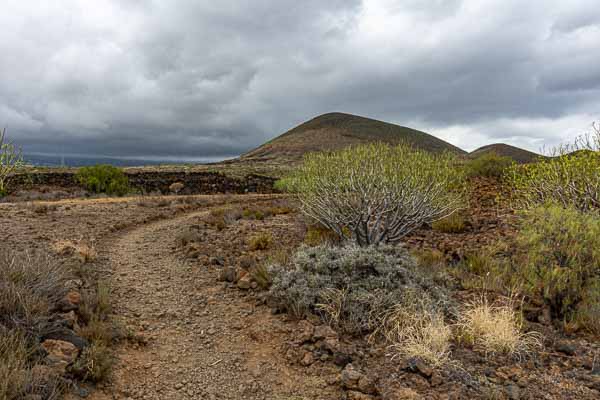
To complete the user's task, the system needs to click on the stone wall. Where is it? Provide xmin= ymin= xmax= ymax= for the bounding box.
xmin=10 ymin=171 xmax=277 ymax=195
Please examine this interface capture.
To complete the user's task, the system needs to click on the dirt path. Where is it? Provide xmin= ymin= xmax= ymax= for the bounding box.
xmin=85 ymin=208 xmax=341 ymax=400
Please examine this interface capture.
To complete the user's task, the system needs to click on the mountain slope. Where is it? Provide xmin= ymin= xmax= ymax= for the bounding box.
xmin=468 ymin=143 xmax=543 ymax=164
xmin=240 ymin=112 xmax=466 ymax=163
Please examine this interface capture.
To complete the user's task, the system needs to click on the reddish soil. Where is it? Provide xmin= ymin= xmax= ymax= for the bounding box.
xmin=2 ymin=188 xmax=599 ymax=400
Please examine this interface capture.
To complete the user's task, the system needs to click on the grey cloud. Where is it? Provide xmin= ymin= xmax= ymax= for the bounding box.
xmin=1 ymin=0 xmax=599 ymax=158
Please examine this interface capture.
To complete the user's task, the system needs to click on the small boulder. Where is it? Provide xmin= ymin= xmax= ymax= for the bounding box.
xmin=237 ymin=274 xmax=252 ymax=290
xmin=295 ymin=320 xmax=315 ymax=344
xmin=341 ymin=363 xmax=363 ymax=391
xmin=313 ymin=324 xmax=337 ymax=341
xmin=57 ymin=290 xmax=81 ymax=312
xmin=41 ymin=339 xmax=79 ymax=374
xmin=300 ymin=351 xmax=315 ymax=366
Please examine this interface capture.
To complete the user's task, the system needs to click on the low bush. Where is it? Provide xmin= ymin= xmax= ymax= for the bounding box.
xmin=281 ymin=143 xmax=465 ymax=246
xmin=242 ymin=208 xmax=265 ymax=220
xmin=0 ymin=128 xmax=24 ymax=197
xmin=431 ymin=212 xmax=467 ymax=233
xmin=513 ymin=204 xmax=600 ymax=329
xmin=268 ymin=245 xmax=450 ymax=335
xmin=175 ymin=228 xmax=202 ymax=247
xmin=71 ymin=342 xmax=113 ymax=383
xmin=249 ymin=233 xmax=273 ymax=251
xmin=203 ymin=207 xmax=241 ymax=230
xmin=75 ymin=165 xmax=130 ymax=196
xmin=303 ymin=223 xmax=342 ymax=246
xmin=507 ymin=151 xmax=600 ymax=212
xmin=466 ymin=153 xmax=514 ymax=178
xmin=249 ymin=263 xmax=272 ymax=290
xmin=456 ymin=297 xmax=542 ymax=359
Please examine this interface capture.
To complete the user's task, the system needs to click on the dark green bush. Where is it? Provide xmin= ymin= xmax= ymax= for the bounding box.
xmin=514 ymin=204 xmax=600 ymax=331
xmin=75 ymin=165 xmax=130 ymax=196
xmin=466 ymin=153 xmax=514 ymax=178
xmin=268 ymin=245 xmax=450 ymax=335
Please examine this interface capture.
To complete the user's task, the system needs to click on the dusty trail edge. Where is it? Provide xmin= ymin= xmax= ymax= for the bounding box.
xmin=83 ymin=204 xmax=340 ymax=400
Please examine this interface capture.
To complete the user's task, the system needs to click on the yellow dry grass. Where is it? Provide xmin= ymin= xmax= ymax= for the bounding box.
xmin=457 ymin=296 xmax=543 ymax=359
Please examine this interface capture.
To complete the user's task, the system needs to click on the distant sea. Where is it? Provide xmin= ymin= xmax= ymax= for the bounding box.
xmin=24 ymin=153 xmax=233 ymax=168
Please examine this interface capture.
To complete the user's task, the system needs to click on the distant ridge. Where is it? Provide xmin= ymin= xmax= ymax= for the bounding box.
xmin=468 ymin=143 xmax=544 ymax=164
xmin=240 ymin=112 xmax=466 ymax=163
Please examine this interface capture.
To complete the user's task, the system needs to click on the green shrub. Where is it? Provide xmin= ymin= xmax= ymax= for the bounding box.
xmin=514 ymin=204 xmax=600 ymax=328
xmin=466 ymin=153 xmax=514 ymax=178
xmin=75 ymin=165 xmax=130 ymax=196
xmin=507 ymin=151 xmax=600 ymax=212
xmin=268 ymin=245 xmax=450 ymax=335
xmin=431 ymin=212 xmax=467 ymax=233
xmin=0 ymin=128 xmax=24 ymax=197
xmin=281 ymin=143 xmax=465 ymax=246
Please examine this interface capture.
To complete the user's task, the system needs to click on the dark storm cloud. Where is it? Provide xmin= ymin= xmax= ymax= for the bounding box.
xmin=1 ymin=0 xmax=599 ymax=157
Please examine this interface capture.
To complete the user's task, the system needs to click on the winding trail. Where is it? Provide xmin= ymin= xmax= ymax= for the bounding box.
xmin=86 ymin=208 xmax=341 ymax=400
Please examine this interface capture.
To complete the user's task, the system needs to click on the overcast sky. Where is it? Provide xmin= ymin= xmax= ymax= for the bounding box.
xmin=1 ymin=0 xmax=599 ymax=159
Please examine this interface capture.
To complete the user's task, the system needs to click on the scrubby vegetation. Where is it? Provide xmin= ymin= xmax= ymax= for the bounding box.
xmin=466 ymin=152 xmax=514 ymax=178
xmin=457 ymin=297 xmax=542 ymax=358
xmin=280 ymin=143 xmax=465 ymax=246
xmin=249 ymin=232 xmax=273 ymax=251
xmin=380 ymin=302 xmax=452 ymax=367
xmin=508 ymin=126 xmax=600 ymax=212
xmin=0 ymin=128 xmax=24 ymax=197
xmin=75 ymin=164 xmax=130 ymax=196
xmin=268 ymin=245 xmax=450 ymax=335
xmin=513 ymin=205 xmax=600 ymax=331
xmin=0 ymin=252 xmax=69 ymax=332
xmin=431 ymin=212 xmax=467 ymax=233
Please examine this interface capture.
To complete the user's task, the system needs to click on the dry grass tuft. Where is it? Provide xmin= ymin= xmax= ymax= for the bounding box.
xmin=303 ymin=224 xmax=341 ymax=246
xmin=456 ymin=296 xmax=543 ymax=359
xmin=431 ymin=212 xmax=467 ymax=233
xmin=0 ymin=251 xmax=69 ymax=330
xmin=0 ymin=330 xmax=28 ymax=400
xmin=249 ymin=232 xmax=273 ymax=251
xmin=52 ymin=239 xmax=97 ymax=263
xmin=71 ymin=342 xmax=113 ymax=383
xmin=249 ymin=263 xmax=273 ymax=289
xmin=380 ymin=303 xmax=452 ymax=367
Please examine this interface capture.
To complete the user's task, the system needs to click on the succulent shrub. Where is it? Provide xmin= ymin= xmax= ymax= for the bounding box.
xmin=466 ymin=152 xmax=515 ymax=179
xmin=507 ymin=152 xmax=600 ymax=212
xmin=280 ymin=143 xmax=465 ymax=246
xmin=268 ymin=244 xmax=450 ymax=335
xmin=0 ymin=128 xmax=24 ymax=197
xmin=514 ymin=204 xmax=600 ymax=328
xmin=507 ymin=124 xmax=600 ymax=212
xmin=75 ymin=165 xmax=130 ymax=196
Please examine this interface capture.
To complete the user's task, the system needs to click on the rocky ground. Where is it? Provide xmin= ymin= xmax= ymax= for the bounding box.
xmin=1 ymin=186 xmax=599 ymax=400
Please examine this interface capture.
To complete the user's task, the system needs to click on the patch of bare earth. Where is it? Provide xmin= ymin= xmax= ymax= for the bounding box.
xmin=83 ymin=208 xmax=341 ymax=400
